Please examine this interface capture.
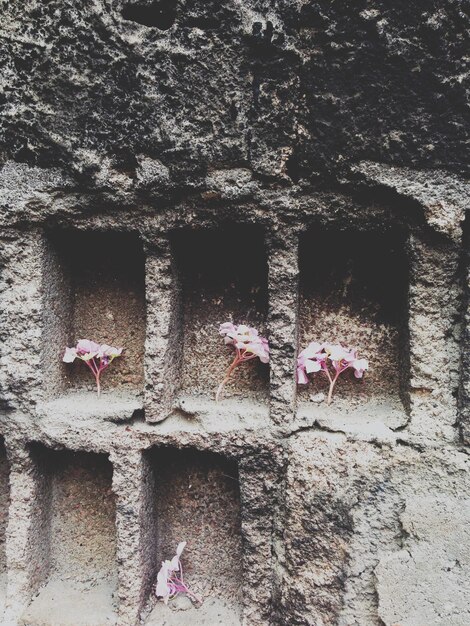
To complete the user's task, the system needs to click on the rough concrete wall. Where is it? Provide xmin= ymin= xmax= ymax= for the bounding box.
xmin=0 ymin=1 xmax=469 ymax=626
xmin=0 ymin=1 xmax=468 ymax=183
xmin=280 ymin=433 xmax=470 ymax=626
xmin=0 ymin=438 xmax=9 ymax=612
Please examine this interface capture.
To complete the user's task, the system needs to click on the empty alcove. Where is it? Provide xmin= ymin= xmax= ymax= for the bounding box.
xmin=0 ymin=438 xmax=9 ymax=610
xmin=23 ymin=447 xmax=117 ymax=626
xmin=143 ymin=448 xmax=242 ymax=624
xmin=43 ymin=230 xmax=146 ymax=401
xmin=171 ymin=225 xmax=269 ymax=404
xmin=298 ymin=226 xmax=409 ymax=415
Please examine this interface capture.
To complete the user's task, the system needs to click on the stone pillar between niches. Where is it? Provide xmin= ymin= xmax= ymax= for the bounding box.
xmin=112 ymin=449 xmax=155 ymax=626
xmin=267 ymin=228 xmax=300 ymax=425
xmin=408 ymin=232 xmax=461 ymax=442
xmin=144 ymin=238 xmax=182 ymax=423
xmin=0 ymin=229 xmax=44 ymax=412
xmin=459 ymin=218 xmax=470 ymax=445
xmin=3 ymin=442 xmax=50 ymax=623
xmin=239 ymin=448 xmax=280 ymax=626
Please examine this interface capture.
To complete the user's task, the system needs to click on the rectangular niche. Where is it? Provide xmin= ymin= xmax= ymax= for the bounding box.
xmin=172 ymin=225 xmax=269 ymax=403
xmin=298 ymin=227 xmax=409 ymax=411
xmin=23 ymin=447 xmax=117 ymax=626
xmin=143 ymin=448 xmax=242 ymax=623
xmin=43 ymin=230 xmax=146 ymax=397
xmin=0 ymin=438 xmax=9 ymax=609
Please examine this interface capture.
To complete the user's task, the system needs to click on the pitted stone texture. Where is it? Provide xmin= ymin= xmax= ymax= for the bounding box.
xmin=144 ymin=242 xmax=183 ymax=422
xmin=148 ymin=448 xmax=243 ymax=608
xmin=280 ymin=433 xmax=470 ymax=626
xmin=43 ymin=231 xmax=146 ymax=396
xmin=0 ymin=162 xmax=71 ymax=227
xmin=146 ymin=596 xmax=241 ymax=625
xmin=298 ymin=227 xmax=408 ymax=408
xmin=460 ymin=215 xmax=470 ymax=444
xmin=21 ymin=449 xmax=118 ymax=626
xmin=408 ymin=233 xmax=461 ymax=442
xmin=0 ymin=231 xmax=44 ymax=411
xmin=0 ymin=2 xmax=468 ymax=185
xmin=267 ymin=228 xmax=299 ymax=424
xmin=0 ymin=1 xmax=468 ymax=624
xmin=111 ymin=450 xmax=152 ymax=625
xmin=0 ymin=439 xmax=9 ymax=619
xmin=20 ymin=580 xmax=117 ymax=626
xmin=354 ymin=162 xmax=469 ymax=241
xmin=376 ymin=496 xmax=470 ymax=626
xmin=205 ymin=168 xmax=258 ymax=200
xmin=0 ymin=440 xmax=9 ymax=576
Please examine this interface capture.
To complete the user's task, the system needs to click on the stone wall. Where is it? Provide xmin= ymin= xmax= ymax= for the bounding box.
xmin=0 ymin=1 xmax=469 ymax=625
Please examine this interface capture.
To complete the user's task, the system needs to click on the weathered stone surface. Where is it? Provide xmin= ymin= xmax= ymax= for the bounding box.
xmin=279 ymin=433 xmax=470 ymax=626
xmin=0 ymin=1 xmax=468 ymax=185
xmin=354 ymin=162 xmax=469 ymax=241
xmin=0 ymin=1 xmax=469 ymax=625
xmin=376 ymin=496 xmax=470 ymax=626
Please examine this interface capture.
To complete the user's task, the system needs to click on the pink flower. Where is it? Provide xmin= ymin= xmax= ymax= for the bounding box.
xmin=220 ymin=323 xmax=270 ymax=363
xmin=155 ymin=542 xmax=201 ymax=606
xmin=62 ymin=339 xmax=123 ymax=396
xmin=297 ymin=341 xmax=369 ymax=404
xmin=217 ymin=322 xmax=269 ymax=401
xmin=63 ymin=347 xmax=77 ymax=363
xmin=351 ymin=358 xmax=369 ymax=378
xmin=76 ymin=339 xmax=101 ymax=357
xmin=156 ymin=560 xmax=173 ymax=603
xmin=99 ymin=345 xmax=123 ymax=358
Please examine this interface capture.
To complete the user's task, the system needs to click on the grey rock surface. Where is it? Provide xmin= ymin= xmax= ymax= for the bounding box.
xmin=0 ymin=1 xmax=469 ymax=626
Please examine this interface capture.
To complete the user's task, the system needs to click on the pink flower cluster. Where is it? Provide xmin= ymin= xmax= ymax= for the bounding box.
xmin=155 ymin=542 xmax=201 ymax=605
xmin=219 ymin=323 xmax=269 ymax=363
xmin=63 ymin=339 xmax=123 ymax=396
xmin=297 ymin=342 xmax=369 ymax=404
xmin=216 ymin=323 xmax=269 ymax=401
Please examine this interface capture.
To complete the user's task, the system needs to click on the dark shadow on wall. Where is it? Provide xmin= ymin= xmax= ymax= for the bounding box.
xmin=121 ymin=0 xmax=177 ymax=30
xmin=171 ymin=224 xmax=269 ymax=400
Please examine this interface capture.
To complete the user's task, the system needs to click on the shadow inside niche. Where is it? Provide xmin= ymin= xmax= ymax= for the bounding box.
xmin=121 ymin=0 xmax=177 ymax=30
xmin=143 ymin=447 xmax=243 ymax=621
xmin=298 ymin=226 xmax=409 ymax=407
xmin=22 ymin=447 xmax=117 ymax=626
xmin=171 ymin=224 xmax=269 ymax=400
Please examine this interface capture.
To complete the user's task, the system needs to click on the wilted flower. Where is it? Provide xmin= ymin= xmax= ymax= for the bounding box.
xmin=297 ymin=342 xmax=369 ymax=404
xmin=216 ymin=322 xmax=269 ymax=401
xmin=155 ymin=542 xmax=201 ymax=605
xmin=63 ymin=339 xmax=123 ymax=396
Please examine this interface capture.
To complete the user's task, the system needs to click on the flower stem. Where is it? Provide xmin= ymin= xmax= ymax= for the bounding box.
xmin=216 ymin=355 xmax=240 ymax=402
xmin=327 ymin=371 xmax=340 ymax=405
xmin=96 ymin=372 xmax=101 ymax=397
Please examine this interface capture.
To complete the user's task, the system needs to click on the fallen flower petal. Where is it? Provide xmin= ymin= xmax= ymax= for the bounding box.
xmin=155 ymin=543 xmax=201 ymax=606
xmin=156 ymin=560 xmax=172 ymax=603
